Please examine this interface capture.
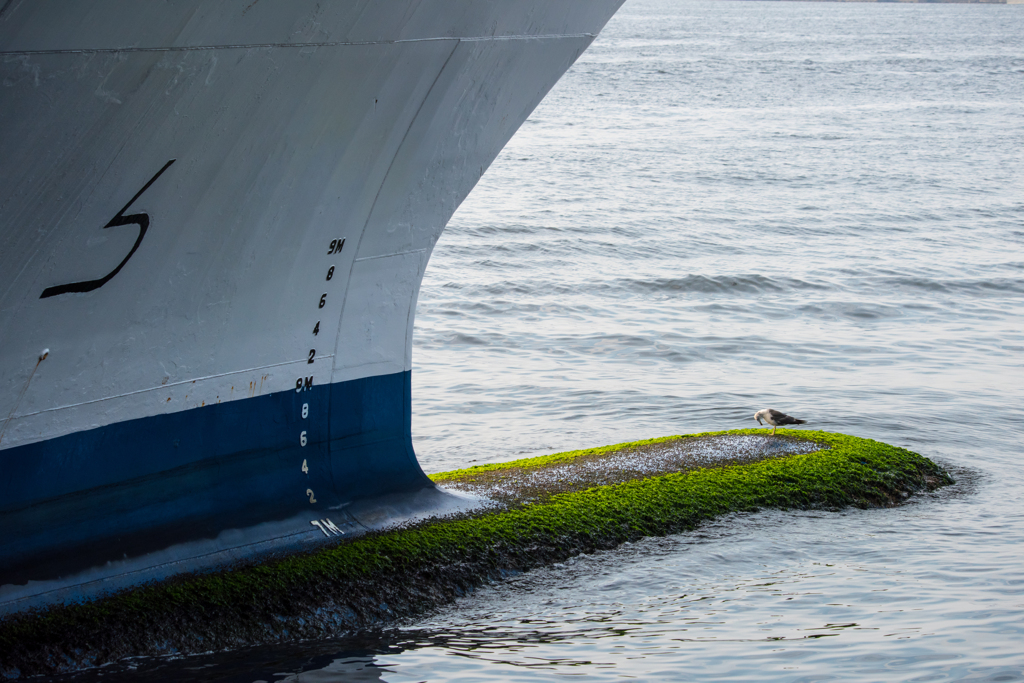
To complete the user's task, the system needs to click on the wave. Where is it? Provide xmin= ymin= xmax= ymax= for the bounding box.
xmin=615 ymin=274 xmax=830 ymax=295
xmin=860 ymin=276 xmax=1024 ymax=296
xmin=423 ymin=274 xmax=1024 ymax=309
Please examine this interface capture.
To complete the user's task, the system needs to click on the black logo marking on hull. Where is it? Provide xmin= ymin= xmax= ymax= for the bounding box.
xmin=41 ymin=159 xmax=176 ymax=298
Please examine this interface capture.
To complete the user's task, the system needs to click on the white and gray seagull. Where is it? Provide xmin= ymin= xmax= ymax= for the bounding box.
xmin=754 ymin=408 xmax=806 ymax=435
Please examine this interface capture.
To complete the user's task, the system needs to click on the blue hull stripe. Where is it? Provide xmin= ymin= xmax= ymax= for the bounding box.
xmin=0 ymin=371 xmax=430 ymax=587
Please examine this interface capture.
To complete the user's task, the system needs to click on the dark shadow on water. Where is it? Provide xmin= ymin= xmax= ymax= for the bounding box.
xmin=52 ymin=633 xmax=403 ymax=683
xmin=53 ymin=627 xmax=581 ymax=682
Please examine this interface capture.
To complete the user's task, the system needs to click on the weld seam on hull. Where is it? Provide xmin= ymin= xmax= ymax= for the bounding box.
xmin=5 ymin=354 xmax=336 ymax=423
xmin=330 ymin=41 xmax=459 ymax=365
xmin=0 ymin=33 xmax=599 ymax=57
xmin=354 ymin=248 xmax=428 ymax=263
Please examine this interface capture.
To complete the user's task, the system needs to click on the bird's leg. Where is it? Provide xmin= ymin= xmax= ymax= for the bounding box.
xmin=772 ymin=426 xmax=777 ymax=436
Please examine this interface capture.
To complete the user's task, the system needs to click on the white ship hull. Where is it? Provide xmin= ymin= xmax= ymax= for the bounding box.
xmin=0 ymin=0 xmax=623 ymax=614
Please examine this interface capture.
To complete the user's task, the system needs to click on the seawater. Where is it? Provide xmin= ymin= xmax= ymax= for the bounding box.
xmin=66 ymin=1 xmax=1024 ymax=680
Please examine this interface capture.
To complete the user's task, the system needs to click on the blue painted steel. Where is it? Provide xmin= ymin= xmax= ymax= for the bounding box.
xmin=0 ymin=371 xmax=430 ymax=588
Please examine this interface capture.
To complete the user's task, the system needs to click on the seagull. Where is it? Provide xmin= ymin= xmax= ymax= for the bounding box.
xmin=754 ymin=408 xmax=806 ymax=435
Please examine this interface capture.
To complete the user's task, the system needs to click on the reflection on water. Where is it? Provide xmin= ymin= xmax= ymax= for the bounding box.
xmin=271 ymin=656 xmax=387 ymax=683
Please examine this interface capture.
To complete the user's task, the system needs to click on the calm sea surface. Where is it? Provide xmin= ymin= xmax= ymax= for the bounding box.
xmin=72 ymin=0 xmax=1024 ymax=680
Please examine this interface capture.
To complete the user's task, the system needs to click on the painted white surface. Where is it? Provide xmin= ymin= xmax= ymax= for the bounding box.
xmin=0 ymin=0 xmax=623 ymax=450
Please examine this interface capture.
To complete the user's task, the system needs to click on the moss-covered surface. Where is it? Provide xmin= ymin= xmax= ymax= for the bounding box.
xmin=0 ymin=430 xmax=952 ymax=679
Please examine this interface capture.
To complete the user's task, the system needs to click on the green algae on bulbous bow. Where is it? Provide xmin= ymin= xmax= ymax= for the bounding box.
xmin=0 ymin=430 xmax=953 ymax=678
